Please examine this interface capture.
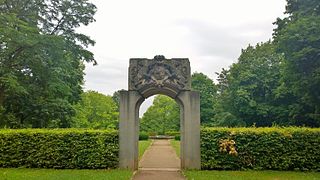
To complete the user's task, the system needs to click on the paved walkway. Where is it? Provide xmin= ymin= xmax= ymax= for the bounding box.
xmin=132 ymin=140 xmax=185 ymax=180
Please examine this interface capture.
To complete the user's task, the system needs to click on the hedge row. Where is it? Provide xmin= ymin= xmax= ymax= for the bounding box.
xmin=201 ymin=127 xmax=320 ymax=171
xmin=139 ymin=132 xmax=149 ymax=140
xmin=0 ymin=129 xmax=118 ymax=169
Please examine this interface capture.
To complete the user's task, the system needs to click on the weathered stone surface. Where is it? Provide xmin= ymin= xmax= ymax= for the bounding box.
xmin=178 ymin=91 xmax=201 ymax=169
xmin=120 ymin=55 xmax=200 ymax=170
xmin=119 ymin=90 xmax=142 ymax=170
xmin=129 ymin=55 xmax=191 ymax=98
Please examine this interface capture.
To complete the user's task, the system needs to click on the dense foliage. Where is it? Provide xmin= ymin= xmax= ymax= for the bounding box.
xmin=140 ymin=95 xmax=179 ymax=134
xmin=0 ymin=0 xmax=96 ymax=128
xmin=112 ymin=89 xmax=124 ymax=112
xmin=71 ymin=91 xmax=118 ymax=129
xmin=212 ymin=0 xmax=320 ymax=127
xmin=213 ymin=42 xmax=286 ymax=127
xmin=139 ymin=132 xmax=149 ymax=140
xmin=1 ymin=0 xmax=319 ymax=129
xmin=0 ymin=129 xmax=118 ymax=169
xmin=192 ymin=72 xmax=217 ymax=125
xmin=273 ymin=0 xmax=320 ymax=126
xmin=201 ymin=127 xmax=320 ymax=171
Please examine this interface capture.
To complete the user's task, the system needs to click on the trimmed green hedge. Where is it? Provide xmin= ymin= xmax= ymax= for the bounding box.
xmin=0 ymin=129 xmax=118 ymax=169
xmin=201 ymin=127 xmax=320 ymax=171
xmin=174 ymin=135 xmax=180 ymax=141
xmin=139 ymin=132 xmax=149 ymax=140
xmin=165 ymin=131 xmax=179 ymax=136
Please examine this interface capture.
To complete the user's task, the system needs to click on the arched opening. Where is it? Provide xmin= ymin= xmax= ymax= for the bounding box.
xmin=139 ymin=95 xmax=180 ymax=136
xmin=119 ymin=56 xmax=200 ymax=170
xmin=138 ymin=94 xmax=181 ymax=169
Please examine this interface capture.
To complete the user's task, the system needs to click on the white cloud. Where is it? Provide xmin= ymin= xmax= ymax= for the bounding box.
xmin=79 ymin=0 xmax=287 ymax=115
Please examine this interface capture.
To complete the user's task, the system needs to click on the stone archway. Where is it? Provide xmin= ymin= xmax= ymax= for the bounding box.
xmin=119 ymin=55 xmax=200 ymax=170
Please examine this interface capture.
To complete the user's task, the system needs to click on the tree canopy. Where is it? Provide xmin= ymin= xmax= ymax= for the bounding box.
xmin=0 ymin=0 xmax=96 ymax=128
xmin=1 ymin=0 xmax=319 ymax=129
xmin=213 ymin=42 xmax=286 ymax=127
xmin=191 ymin=72 xmax=217 ymax=125
xmin=71 ymin=91 xmax=118 ymax=129
xmin=273 ymin=0 xmax=320 ymax=126
xmin=212 ymin=0 xmax=320 ymax=127
xmin=140 ymin=95 xmax=179 ymax=134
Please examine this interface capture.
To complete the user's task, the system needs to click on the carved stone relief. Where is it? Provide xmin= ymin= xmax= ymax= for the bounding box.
xmin=129 ymin=55 xmax=191 ymax=92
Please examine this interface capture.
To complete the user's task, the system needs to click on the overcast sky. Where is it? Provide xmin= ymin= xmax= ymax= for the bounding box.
xmin=78 ymin=0 xmax=287 ymax=115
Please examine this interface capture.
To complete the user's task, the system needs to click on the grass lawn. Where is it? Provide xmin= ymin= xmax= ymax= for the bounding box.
xmin=184 ymin=170 xmax=320 ymax=180
xmin=170 ymin=139 xmax=180 ymax=157
xmin=0 ymin=168 xmax=132 ymax=180
xmin=138 ymin=140 xmax=152 ymax=159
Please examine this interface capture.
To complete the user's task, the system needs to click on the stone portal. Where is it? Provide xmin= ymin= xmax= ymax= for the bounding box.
xmin=119 ymin=55 xmax=200 ymax=170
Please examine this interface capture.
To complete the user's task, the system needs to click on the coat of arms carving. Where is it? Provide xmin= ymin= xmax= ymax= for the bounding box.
xmin=129 ymin=56 xmax=191 ymax=92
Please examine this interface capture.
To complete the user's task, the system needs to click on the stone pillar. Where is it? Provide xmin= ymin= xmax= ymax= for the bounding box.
xmin=119 ymin=90 xmax=142 ymax=170
xmin=177 ymin=91 xmax=201 ymax=169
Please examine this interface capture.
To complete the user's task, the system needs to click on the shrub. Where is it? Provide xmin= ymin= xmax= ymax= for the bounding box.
xmin=0 ymin=129 xmax=118 ymax=169
xmin=174 ymin=135 xmax=180 ymax=141
xmin=165 ymin=131 xmax=180 ymax=136
xmin=201 ymin=127 xmax=320 ymax=171
xmin=148 ymin=132 xmax=157 ymax=136
xmin=139 ymin=132 xmax=149 ymax=140
xmin=164 ymin=131 xmax=180 ymax=140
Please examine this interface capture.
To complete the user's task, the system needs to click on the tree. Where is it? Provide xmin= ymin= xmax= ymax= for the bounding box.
xmin=211 ymin=0 xmax=320 ymax=127
xmin=140 ymin=95 xmax=179 ymax=134
xmin=71 ymin=91 xmax=118 ymax=129
xmin=191 ymin=72 xmax=217 ymax=125
xmin=214 ymin=42 xmax=286 ymax=126
xmin=273 ymin=0 xmax=320 ymax=126
xmin=0 ymin=0 xmax=97 ymax=128
xmin=112 ymin=89 xmax=125 ymax=111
